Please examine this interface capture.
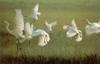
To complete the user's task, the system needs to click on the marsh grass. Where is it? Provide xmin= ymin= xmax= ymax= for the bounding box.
xmin=0 ymin=54 xmax=99 ymax=64
xmin=0 ymin=0 xmax=100 ymax=59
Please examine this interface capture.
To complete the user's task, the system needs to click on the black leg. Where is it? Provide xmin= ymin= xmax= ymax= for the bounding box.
xmin=16 ymin=39 xmax=22 ymax=56
xmin=16 ymin=39 xmax=19 ymax=56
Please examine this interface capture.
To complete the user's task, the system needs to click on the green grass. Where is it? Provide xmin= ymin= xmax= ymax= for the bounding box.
xmin=0 ymin=0 xmax=100 ymax=59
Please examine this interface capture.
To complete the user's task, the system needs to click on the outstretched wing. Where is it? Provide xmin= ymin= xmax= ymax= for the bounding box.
xmin=32 ymin=29 xmax=44 ymax=36
xmin=71 ymin=19 xmax=78 ymax=31
xmin=45 ymin=20 xmax=49 ymax=26
xmin=86 ymin=19 xmax=90 ymax=23
xmin=32 ymin=31 xmax=41 ymax=37
xmin=15 ymin=9 xmax=24 ymax=31
xmin=33 ymin=3 xmax=39 ymax=12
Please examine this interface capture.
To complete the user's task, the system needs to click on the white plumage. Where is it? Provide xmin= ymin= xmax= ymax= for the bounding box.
xmin=32 ymin=3 xmax=41 ymax=20
xmin=63 ymin=19 xmax=82 ymax=42
xmin=15 ymin=9 xmax=24 ymax=31
xmin=5 ymin=9 xmax=25 ymax=42
xmin=63 ymin=25 xmax=68 ymax=30
xmin=20 ymin=22 xmax=34 ymax=46
xmin=75 ymin=30 xmax=82 ymax=42
xmin=32 ymin=29 xmax=50 ymax=46
xmin=45 ymin=20 xmax=57 ymax=32
xmin=4 ymin=9 xmax=25 ymax=56
xmin=66 ymin=19 xmax=79 ymax=37
xmin=24 ymin=22 xmax=33 ymax=39
xmin=85 ymin=19 xmax=100 ymax=35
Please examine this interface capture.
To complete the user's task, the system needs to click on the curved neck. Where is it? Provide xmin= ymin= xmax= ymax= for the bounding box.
xmin=4 ymin=21 xmax=12 ymax=35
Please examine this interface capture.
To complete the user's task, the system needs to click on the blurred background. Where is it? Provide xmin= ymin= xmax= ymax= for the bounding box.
xmin=0 ymin=0 xmax=100 ymax=59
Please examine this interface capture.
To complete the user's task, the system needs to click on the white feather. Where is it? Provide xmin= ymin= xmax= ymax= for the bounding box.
xmin=64 ymin=19 xmax=82 ymax=42
xmin=85 ymin=20 xmax=100 ymax=35
xmin=75 ymin=30 xmax=82 ymax=42
xmin=66 ymin=19 xmax=78 ymax=37
xmin=32 ymin=3 xmax=41 ymax=20
xmin=15 ymin=9 xmax=24 ymax=31
xmin=24 ymin=22 xmax=33 ymax=39
xmin=4 ymin=9 xmax=25 ymax=55
xmin=4 ymin=9 xmax=25 ymax=41
xmin=63 ymin=25 xmax=68 ymax=30
xmin=45 ymin=21 xmax=57 ymax=31
xmin=32 ymin=29 xmax=50 ymax=46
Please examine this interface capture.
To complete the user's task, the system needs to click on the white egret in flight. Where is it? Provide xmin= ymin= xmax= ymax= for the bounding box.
xmin=32 ymin=3 xmax=41 ymax=21
xmin=63 ymin=19 xmax=82 ymax=42
xmin=85 ymin=19 xmax=100 ymax=35
xmin=45 ymin=20 xmax=57 ymax=32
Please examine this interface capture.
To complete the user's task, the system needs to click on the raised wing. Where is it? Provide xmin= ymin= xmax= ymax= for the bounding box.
xmin=33 ymin=3 xmax=39 ymax=12
xmin=86 ymin=19 xmax=92 ymax=24
xmin=71 ymin=19 xmax=78 ymax=30
xmin=15 ymin=9 xmax=24 ymax=31
xmin=32 ymin=29 xmax=45 ymax=36
xmin=45 ymin=21 xmax=49 ymax=26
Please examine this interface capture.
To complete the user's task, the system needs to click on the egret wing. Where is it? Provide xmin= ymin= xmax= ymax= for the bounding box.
xmin=71 ymin=19 xmax=78 ymax=31
xmin=33 ymin=3 xmax=39 ymax=12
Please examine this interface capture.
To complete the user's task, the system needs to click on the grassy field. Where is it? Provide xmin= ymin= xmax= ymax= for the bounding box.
xmin=0 ymin=0 xmax=100 ymax=59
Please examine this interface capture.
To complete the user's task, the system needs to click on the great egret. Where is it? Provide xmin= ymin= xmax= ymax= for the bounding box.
xmin=23 ymin=22 xmax=33 ymax=45
xmin=15 ymin=9 xmax=24 ymax=31
xmin=4 ymin=9 xmax=25 ymax=42
xmin=45 ymin=20 xmax=57 ymax=32
xmin=63 ymin=19 xmax=82 ymax=42
xmin=32 ymin=3 xmax=41 ymax=21
xmin=4 ymin=9 xmax=25 ymax=56
xmin=85 ymin=19 xmax=100 ymax=35
xmin=32 ymin=29 xmax=50 ymax=47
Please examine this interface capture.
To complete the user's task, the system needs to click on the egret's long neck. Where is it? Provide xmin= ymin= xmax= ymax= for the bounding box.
xmin=4 ymin=21 xmax=12 ymax=35
xmin=86 ymin=19 xmax=91 ymax=24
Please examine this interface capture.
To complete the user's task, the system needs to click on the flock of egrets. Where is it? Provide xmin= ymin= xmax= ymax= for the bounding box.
xmin=4 ymin=3 xmax=100 ymax=48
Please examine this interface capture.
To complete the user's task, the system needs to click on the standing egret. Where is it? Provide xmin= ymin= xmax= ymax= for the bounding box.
xmin=23 ymin=22 xmax=33 ymax=46
xmin=85 ymin=19 xmax=100 ymax=35
xmin=4 ymin=9 xmax=25 ymax=56
xmin=63 ymin=19 xmax=82 ymax=42
xmin=4 ymin=9 xmax=25 ymax=42
xmin=45 ymin=20 xmax=57 ymax=32
xmin=32 ymin=29 xmax=50 ymax=47
xmin=15 ymin=9 xmax=24 ymax=31
xmin=32 ymin=3 xmax=41 ymax=21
